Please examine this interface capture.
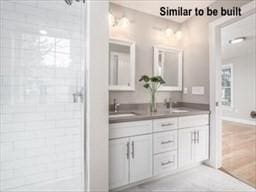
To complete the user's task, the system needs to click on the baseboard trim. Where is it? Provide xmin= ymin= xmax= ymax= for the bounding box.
xmin=222 ymin=116 xmax=256 ymax=126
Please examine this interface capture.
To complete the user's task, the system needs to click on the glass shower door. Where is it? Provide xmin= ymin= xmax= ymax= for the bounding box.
xmin=0 ymin=0 xmax=86 ymax=191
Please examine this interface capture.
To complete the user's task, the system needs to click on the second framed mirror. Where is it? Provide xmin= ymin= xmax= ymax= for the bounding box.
xmin=153 ymin=46 xmax=183 ymax=91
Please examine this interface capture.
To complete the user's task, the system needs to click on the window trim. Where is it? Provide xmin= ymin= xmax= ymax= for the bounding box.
xmin=221 ymin=64 xmax=234 ymax=110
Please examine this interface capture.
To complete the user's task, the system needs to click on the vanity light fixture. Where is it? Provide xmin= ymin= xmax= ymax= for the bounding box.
xmin=109 ymin=12 xmax=115 ymax=26
xmin=118 ymin=16 xmax=130 ymax=29
xmin=108 ymin=12 xmax=130 ymax=29
xmin=229 ymin=37 xmax=246 ymax=44
xmin=163 ymin=28 xmax=182 ymax=40
xmin=175 ymin=31 xmax=183 ymax=40
xmin=165 ymin=28 xmax=174 ymax=38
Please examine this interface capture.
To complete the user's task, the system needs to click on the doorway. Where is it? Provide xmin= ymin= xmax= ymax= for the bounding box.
xmin=209 ymin=1 xmax=256 ymax=188
xmin=220 ymin=13 xmax=256 ymax=187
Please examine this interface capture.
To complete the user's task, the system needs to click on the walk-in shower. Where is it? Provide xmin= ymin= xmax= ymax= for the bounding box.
xmin=0 ymin=0 xmax=86 ymax=191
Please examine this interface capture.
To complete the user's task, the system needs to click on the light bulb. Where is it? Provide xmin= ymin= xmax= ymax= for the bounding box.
xmin=175 ymin=31 xmax=183 ymax=40
xmin=165 ymin=28 xmax=173 ymax=38
xmin=109 ymin=12 xmax=115 ymax=26
xmin=119 ymin=17 xmax=130 ymax=29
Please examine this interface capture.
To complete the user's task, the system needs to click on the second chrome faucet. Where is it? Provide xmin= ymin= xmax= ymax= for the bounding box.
xmin=113 ymin=99 xmax=120 ymax=112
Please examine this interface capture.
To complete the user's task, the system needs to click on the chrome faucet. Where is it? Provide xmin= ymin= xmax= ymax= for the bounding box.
xmin=164 ymin=98 xmax=178 ymax=110
xmin=113 ymin=99 xmax=120 ymax=113
xmin=164 ymin=98 xmax=172 ymax=109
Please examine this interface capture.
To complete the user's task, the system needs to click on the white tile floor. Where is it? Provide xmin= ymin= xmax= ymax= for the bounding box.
xmin=121 ymin=165 xmax=255 ymax=192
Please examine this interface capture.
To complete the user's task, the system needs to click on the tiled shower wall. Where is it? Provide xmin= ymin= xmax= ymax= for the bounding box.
xmin=0 ymin=0 xmax=85 ymax=191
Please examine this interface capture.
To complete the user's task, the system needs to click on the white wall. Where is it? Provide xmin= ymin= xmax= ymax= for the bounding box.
xmin=86 ymin=1 xmax=109 ymax=192
xmin=222 ymin=53 xmax=256 ymax=124
xmin=0 ymin=0 xmax=85 ymax=191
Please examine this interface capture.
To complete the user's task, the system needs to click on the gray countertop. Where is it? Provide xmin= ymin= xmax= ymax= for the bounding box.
xmin=109 ymin=107 xmax=210 ymax=124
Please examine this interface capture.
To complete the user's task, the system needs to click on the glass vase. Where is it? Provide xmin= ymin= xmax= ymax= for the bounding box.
xmin=150 ymin=92 xmax=157 ymax=112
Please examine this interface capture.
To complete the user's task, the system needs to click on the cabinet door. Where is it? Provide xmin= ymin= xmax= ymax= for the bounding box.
xmin=194 ymin=126 xmax=209 ymax=162
xmin=178 ymin=128 xmax=195 ymax=168
xmin=109 ymin=138 xmax=129 ymax=189
xmin=130 ymin=134 xmax=153 ymax=183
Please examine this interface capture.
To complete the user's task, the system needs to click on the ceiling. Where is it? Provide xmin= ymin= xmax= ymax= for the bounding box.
xmin=111 ymin=0 xmax=215 ymax=23
xmin=221 ymin=13 xmax=256 ymax=59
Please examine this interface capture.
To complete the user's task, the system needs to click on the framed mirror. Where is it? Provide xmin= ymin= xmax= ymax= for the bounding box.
xmin=153 ymin=46 xmax=183 ymax=91
xmin=109 ymin=38 xmax=136 ymax=91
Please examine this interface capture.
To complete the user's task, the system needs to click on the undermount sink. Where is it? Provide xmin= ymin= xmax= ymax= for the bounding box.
xmin=171 ymin=109 xmax=189 ymax=113
xmin=109 ymin=112 xmax=137 ymax=118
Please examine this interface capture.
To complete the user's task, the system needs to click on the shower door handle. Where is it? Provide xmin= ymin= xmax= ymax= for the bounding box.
xmin=251 ymin=111 xmax=256 ymax=119
xmin=72 ymin=88 xmax=84 ymax=103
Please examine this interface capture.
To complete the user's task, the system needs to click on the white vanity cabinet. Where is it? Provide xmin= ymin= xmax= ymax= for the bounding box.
xmin=109 ymin=121 xmax=153 ymax=189
xmin=178 ymin=115 xmax=209 ymax=168
xmin=109 ymin=114 xmax=210 ymax=190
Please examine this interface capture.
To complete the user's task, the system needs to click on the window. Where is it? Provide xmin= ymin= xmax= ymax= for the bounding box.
xmin=221 ymin=64 xmax=233 ymax=108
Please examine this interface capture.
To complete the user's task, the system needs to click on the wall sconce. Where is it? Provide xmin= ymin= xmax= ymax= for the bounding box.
xmin=165 ymin=28 xmax=174 ymax=38
xmin=109 ymin=12 xmax=115 ymax=27
xmin=118 ymin=17 xmax=130 ymax=28
xmin=109 ymin=12 xmax=130 ymax=29
xmin=164 ymin=28 xmax=182 ymax=40
xmin=175 ymin=31 xmax=183 ymax=40
xmin=154 ymin=27 xmax=182 ymax=40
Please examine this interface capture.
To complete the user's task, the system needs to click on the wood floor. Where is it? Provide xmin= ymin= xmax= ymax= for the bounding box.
xmin=222 ymin=120 xmax=256 ymax=188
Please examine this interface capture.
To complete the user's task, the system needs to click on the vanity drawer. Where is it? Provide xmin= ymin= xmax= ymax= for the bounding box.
xmin=178 ymin=114 xmax=209 ymax=129
xmin=109 ymin=120 xmax=152 ymax=139
xmin=153 ymin=131 xmax=177 ymax=154
xmin=153 ymin=151 xmax=177 ymax=176
xmin=153 ymin=118 xmax=178 ymax=132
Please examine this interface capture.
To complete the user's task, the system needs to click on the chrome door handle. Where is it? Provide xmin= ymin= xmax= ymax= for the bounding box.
xmin=191 ymin=131 xmax=194 ymax=144
xmin=197 ymin=130 xmax=199 ymax=144
xmin=126 ymin=142 xmax=130 ymax=159
xmin=193 ymin=131 xmax=197 ymax=144
xmin=161 ymin=123 xmax=174 ymax=127
xmin=161 ymin=160 xmax=174 ymax=166
xmin=251 ymin=111 xmax=256 ymax=119
xmin=161 ymin=140 xmax=174 ymax=145
xmin=72 ymin=88 xmax=84 ymax=103
xmin=131 ymin=141 xmax=135 ymax=159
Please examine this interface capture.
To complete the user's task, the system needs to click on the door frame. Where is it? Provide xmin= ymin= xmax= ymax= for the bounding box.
xmin=208 ymin=1 xmax=256 ymax=168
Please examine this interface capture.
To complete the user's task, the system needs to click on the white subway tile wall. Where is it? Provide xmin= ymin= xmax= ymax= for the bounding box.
xmin=0 ymin=0 xmax=85 ymax=191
